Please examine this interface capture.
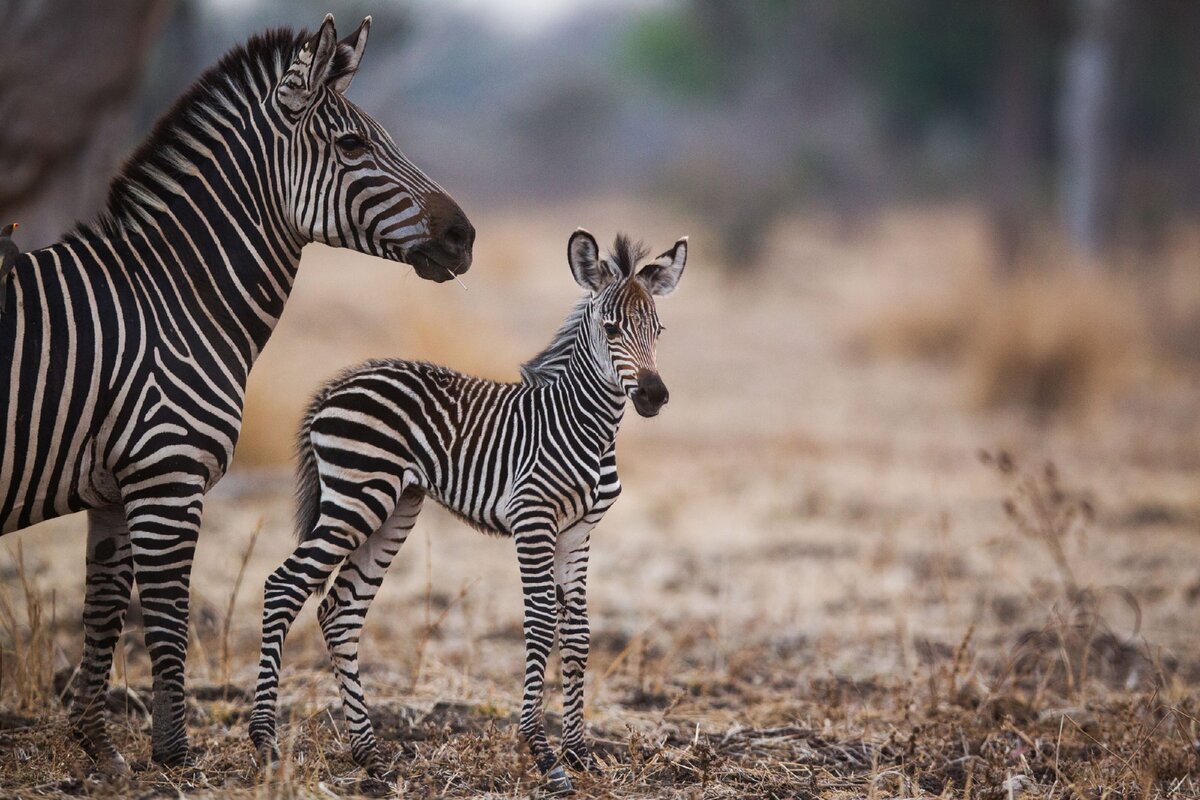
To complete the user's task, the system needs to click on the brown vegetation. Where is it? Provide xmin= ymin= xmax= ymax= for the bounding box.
xmin=855 ymin=240 xmax=1176 ymax=416
xmin=3 ymin=203 xmax=1200 ymax=797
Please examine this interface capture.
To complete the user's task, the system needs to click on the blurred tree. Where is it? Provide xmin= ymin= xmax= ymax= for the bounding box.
xmin=626 ymin=1 xmax=875 ymax=270
xmin=988 ymin=2 xmax=1063 ymax=275
xmin=0 ymin=0 xmax=172 ymax=250
xmin=1058 ymin=0 xmax=1128 ymax=265
xmin=856 ymin=0 xmax=1002 ymax=145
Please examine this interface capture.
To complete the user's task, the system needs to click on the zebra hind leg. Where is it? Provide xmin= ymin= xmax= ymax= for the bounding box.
xmin=69 ymin=507 xmax=135 ymax=776
xmin=318 ymin=488 xmax=423 ymax=779
xmin=249 ymin=496 xmax=392 ymax=765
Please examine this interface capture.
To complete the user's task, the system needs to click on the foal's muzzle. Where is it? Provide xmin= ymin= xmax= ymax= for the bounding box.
xmin=631 ymin=369 xmax=669 ymax=417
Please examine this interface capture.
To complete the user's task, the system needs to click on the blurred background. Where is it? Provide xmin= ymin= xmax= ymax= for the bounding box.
xmin=4 ymin=1 xmax=1200 ymax=794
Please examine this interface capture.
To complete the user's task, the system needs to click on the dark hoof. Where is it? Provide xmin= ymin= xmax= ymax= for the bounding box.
xmin=254 ymin=741 xmax=282 ymax=769
xmin=563 ymin=747 xmax=599 ymax=773
xmin=360 ymin=771 xmax=398 ymax=796
xmin=88 ymin=753 xmax=132 ymax=779
xmin=151 ymin=745 xmax=197 ymax=768
xmin=544 ymin=765 xmax=574 ymax=795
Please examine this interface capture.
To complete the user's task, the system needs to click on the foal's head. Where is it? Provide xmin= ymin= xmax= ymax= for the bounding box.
xmin=567 ymin=230 xmax=687 ymax=417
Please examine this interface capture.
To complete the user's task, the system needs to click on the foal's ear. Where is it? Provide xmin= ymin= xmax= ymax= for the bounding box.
xmin=277 ymin=14 xmax=339 ymax=114
xmin=568 ymin=229 xmax=619 ymax=292
xmin=328 ymin=16 xmax=370 ymax=94
xmin=638 ymin=237 xmax=687 ymax=296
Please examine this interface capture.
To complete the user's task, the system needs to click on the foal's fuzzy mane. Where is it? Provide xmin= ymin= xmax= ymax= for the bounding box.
xmin=79 ymin=28 xmax=308 ymax=238
xmin=609 ymin=232 xmax=648 ymax=277
xmin=519 ymin=234 xmax=646 ymax=386
xmin=519 ymin=295 xmax=591 ymax=386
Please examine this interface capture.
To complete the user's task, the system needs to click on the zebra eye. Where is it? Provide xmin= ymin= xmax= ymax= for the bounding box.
xmin=336 ymin=133 xmax=367 ymax=156
xmin=603 ymin=322 xmax=620 ymax=338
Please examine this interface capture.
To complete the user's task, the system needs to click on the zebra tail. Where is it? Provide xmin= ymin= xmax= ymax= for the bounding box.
xmin=293 ymin=395 xmax=325 ymax=543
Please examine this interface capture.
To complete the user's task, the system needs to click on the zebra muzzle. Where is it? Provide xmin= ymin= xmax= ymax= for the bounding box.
xmin=630 ymin=370 xmax=669 ymax=417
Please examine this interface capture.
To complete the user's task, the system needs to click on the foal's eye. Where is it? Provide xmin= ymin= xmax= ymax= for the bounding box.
xmin=336 ymin=133 xmax=367 ymax=155
xmin=603 ymin=322 xmax=620 ymax=338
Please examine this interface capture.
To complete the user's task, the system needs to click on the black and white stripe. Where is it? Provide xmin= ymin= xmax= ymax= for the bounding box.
xmin=0 ymin=14 xmax=472 ymax=772
xmin=250 ymin=230 xmax=687 ymax=789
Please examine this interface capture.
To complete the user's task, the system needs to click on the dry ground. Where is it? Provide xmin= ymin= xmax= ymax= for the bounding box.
xmin=3 ymin=201 xmax=1200 ymax=798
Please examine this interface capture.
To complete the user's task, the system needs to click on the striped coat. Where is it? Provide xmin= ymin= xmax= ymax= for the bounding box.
xmin=0 ymin=14 xmax=472 ymax=772
xmin=251 ymin=231 xmax=687 ymax=791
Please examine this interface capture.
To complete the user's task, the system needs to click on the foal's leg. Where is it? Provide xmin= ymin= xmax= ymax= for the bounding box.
xmin=558 ymin=450 xmax=620 ymax=771
xmin=69 ymin=507 xmax=135 ymax=775
xmin=554 ymin=519 xmax=596 ymax=770
xmin=318 ymin=489 xmax=423 ymax=778
xmin=511 ymin=506 xmax=571 ymax=790
xmin=249 ymin=487 xmax=397 ymax=761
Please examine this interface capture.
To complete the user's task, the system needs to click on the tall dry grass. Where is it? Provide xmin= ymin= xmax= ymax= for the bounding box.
xmin=857 ymin=264 xmax=1154 ymax=416
xmin=0 ymin=544 xmax=56 ymax=712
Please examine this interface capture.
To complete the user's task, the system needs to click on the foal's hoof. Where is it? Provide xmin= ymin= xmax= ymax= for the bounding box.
xmin=90 ymin=753 xmax=132 ymax=779
xmin=151 ymin=744 xmax=200 ymax=769
xmin=544 ymin=765 xmax=574 ymax=795
xmin=563 ymin=747 xmax=599 ymax=773
xmin=254 ymin=741 xmax=282 ymax=769
xmin=359 ymin=769 xmax=399 ymax=797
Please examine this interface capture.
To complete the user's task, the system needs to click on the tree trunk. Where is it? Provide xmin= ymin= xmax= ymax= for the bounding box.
xmin=0 ymin=0 xmax=170 ymax=250
xmin=989 ymin=1 xmax=1045 ymax=276
xmin=1058 ymin=0 xmax=1125 ymax=266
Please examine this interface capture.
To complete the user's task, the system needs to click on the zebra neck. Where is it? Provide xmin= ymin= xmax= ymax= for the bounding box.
xmin=109 ymin=137 xmax=305 ymax=370
xmin=555 ymin=335 xmax=628 ymax=436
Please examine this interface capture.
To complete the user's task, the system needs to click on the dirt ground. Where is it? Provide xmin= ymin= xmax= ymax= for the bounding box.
xmin=3 ymin=201 xmax=1200 ymax=798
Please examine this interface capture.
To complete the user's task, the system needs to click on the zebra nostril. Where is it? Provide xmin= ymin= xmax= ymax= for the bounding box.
xmin=444 ymin=219 xmax=475 ymax=254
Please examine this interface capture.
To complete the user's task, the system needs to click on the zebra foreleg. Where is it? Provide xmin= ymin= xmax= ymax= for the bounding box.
xmin=513 ymin=514 xmax=572 ymax=793
xmin=554 ymin=519 xmax=596 ymax=772
xmin=249 ymin=513 xmax=382 ymax=764
xmin=69 ymin=507 xmax=135 ymax=776
xmin=318 ymin=490 xmax=423 ymax=778
xmin=125 ymin=482 xmax=205 ymax=767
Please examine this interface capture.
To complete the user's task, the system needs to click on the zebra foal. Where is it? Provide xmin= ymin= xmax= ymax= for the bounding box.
xmin=251 ymin=230 xmax=687 ymax=791
xmin=0 ymin=14 xmax=472 ymax=772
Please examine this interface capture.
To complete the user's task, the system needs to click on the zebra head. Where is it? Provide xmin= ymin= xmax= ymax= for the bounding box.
xmin=274 ymin=15 xmax=474 ymax=281
xmin=568 ymin=230 xmax=687 ymax=417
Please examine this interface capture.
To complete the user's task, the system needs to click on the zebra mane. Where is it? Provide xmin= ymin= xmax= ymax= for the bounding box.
xmin=519 ymin=234 xmax=647 ymax=386
xmin=519 ymin=294 xmax=591 ymax=386
xmin=609 ymin=233 xmax=648 ymax=278
xmin=86 ymin=27 xmax=308 ymax=236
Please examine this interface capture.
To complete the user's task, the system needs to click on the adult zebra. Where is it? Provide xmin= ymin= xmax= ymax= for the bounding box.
xmin=251 ymin=230 xmax=686 ymax=792
xmin=0 ymin=15 xmax=472 ymax=773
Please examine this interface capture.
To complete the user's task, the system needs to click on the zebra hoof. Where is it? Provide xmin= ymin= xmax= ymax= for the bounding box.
xmin=91 ymin=752 xmax=132 ymax=779
xmin=254 ymin=741 xmax=282 ymax=768
xmin=151 ymin=744 xmax=197 ymax=768
xmin=563 ymin=746 xmax=599 ymax=773
xmin=544 ymin=766 xmax=574 ymax=795
xmin=359 ymin=769 xmax=399 ymax=796
xmin=366 ymin=765 xmax=398 ymax=784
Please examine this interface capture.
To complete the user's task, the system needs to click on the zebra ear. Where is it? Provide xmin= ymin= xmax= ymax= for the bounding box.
xmin=638 ymin=237 xmax=687 ymax=296
xmin=568 ymin=229 xmax=616 ymax=292
xmin=277 ymin=14 xmax=339 ymax=114
xmin=328 ymin=16 xmax=370 ymax=94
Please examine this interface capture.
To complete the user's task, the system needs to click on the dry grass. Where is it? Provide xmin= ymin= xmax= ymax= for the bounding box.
xmin=857 ymin=267 xmax=1149 ymax=416
xmin=2 ymin=481 xmax=1197 ymax=799
xmin=3 ymin=202 xmax=1200 ymax=797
